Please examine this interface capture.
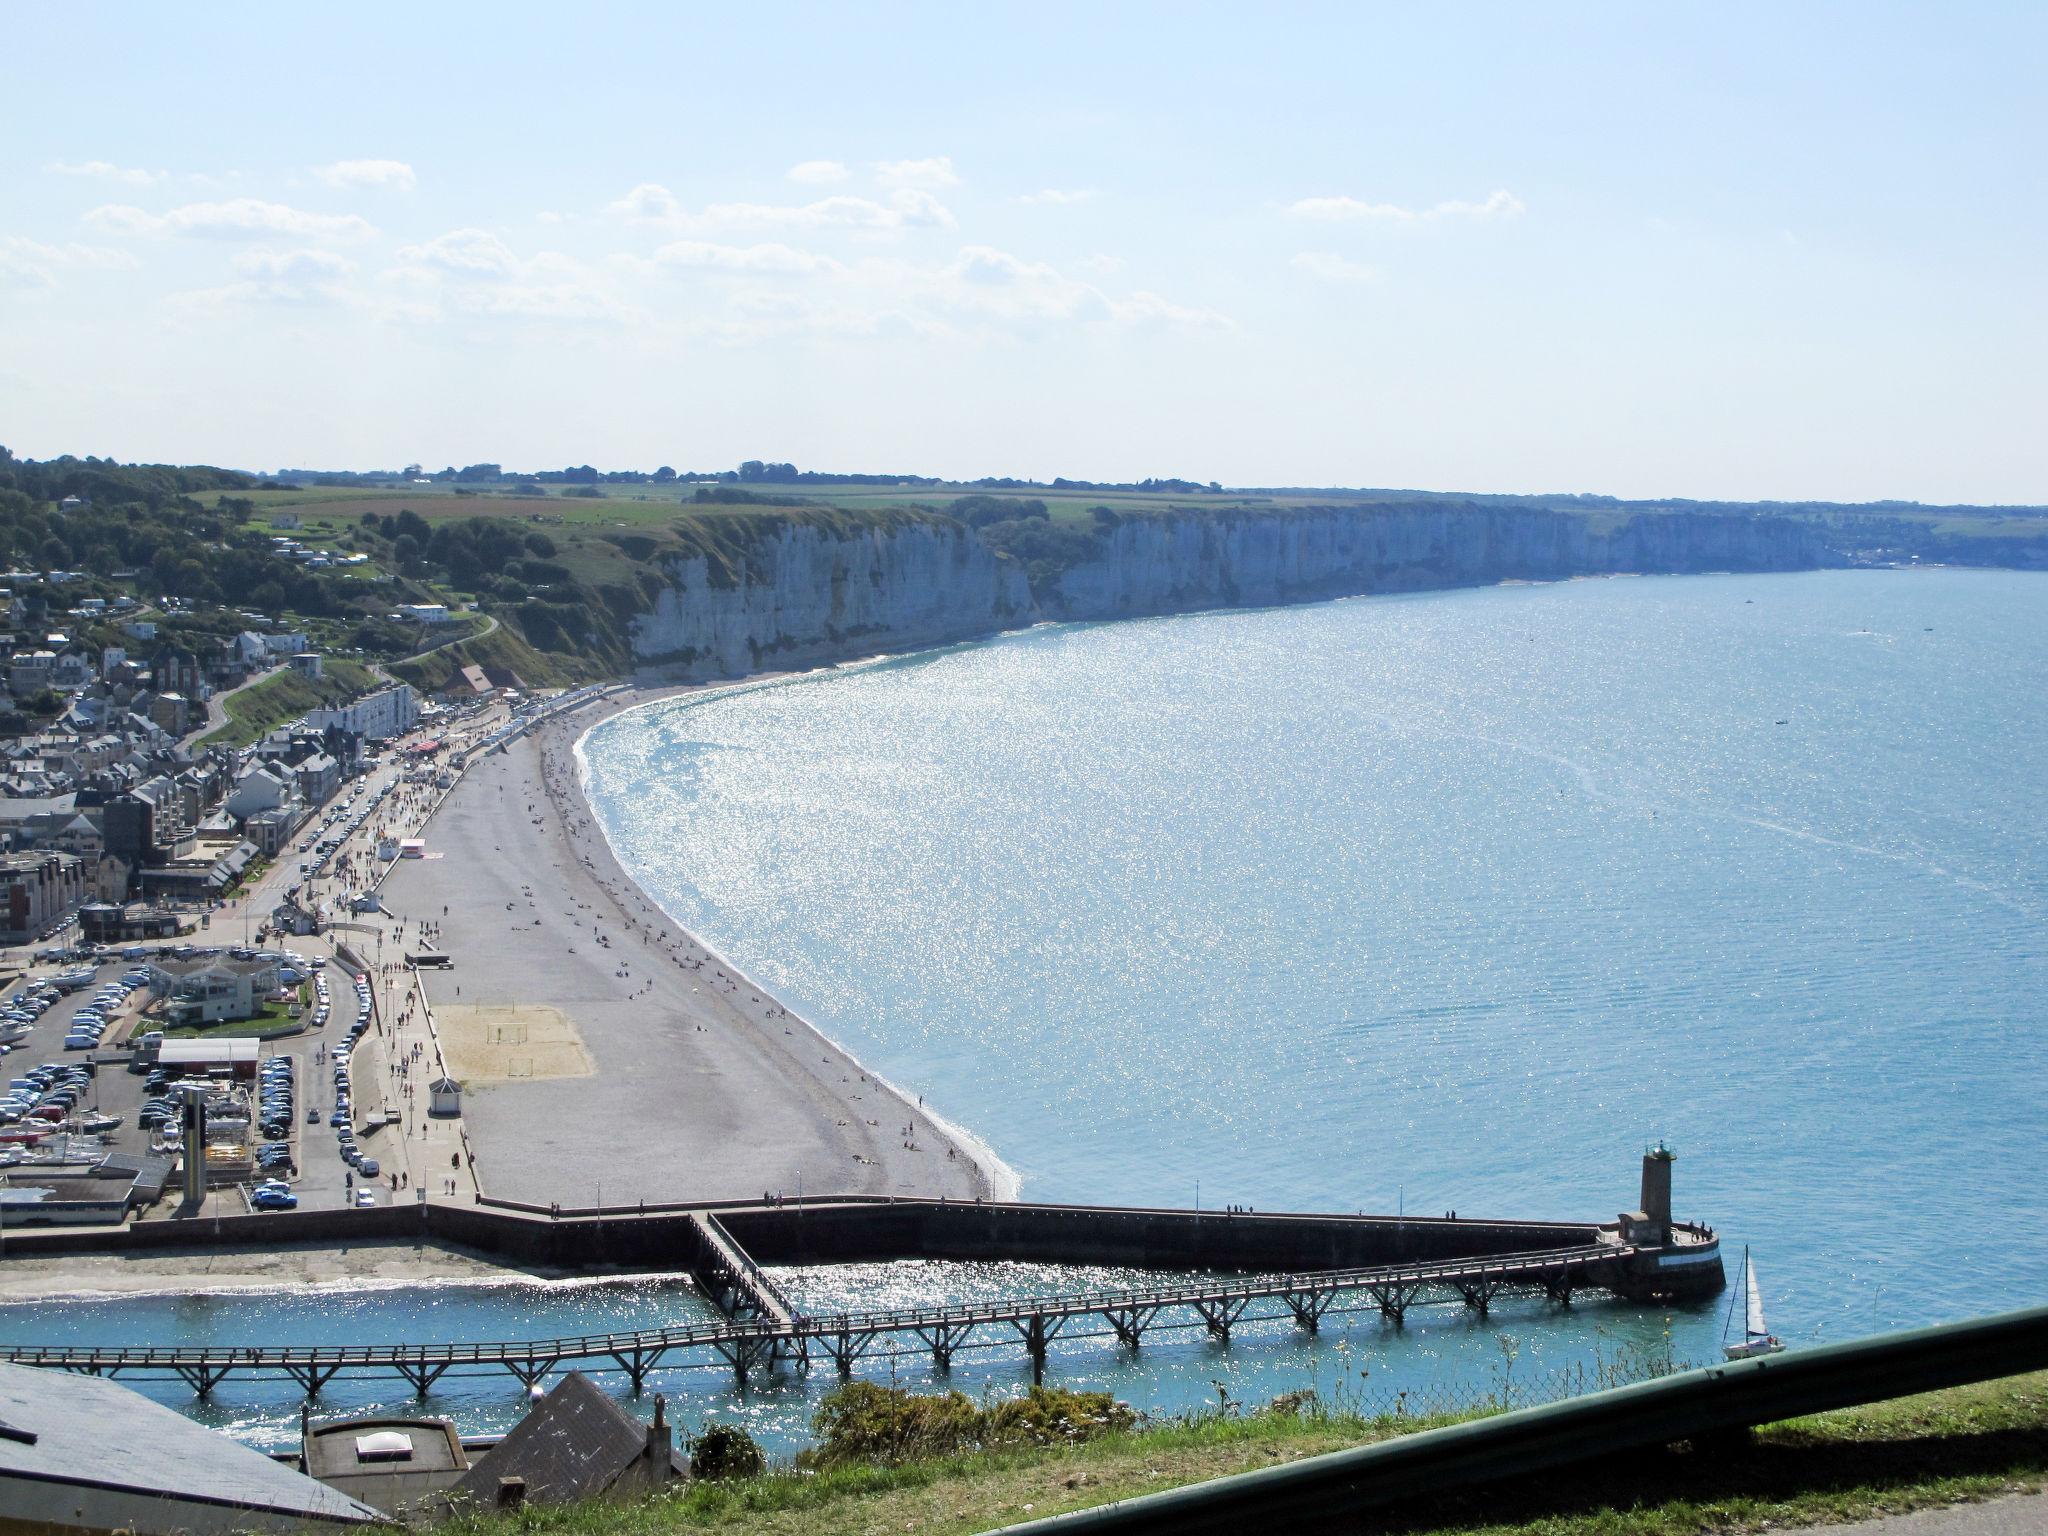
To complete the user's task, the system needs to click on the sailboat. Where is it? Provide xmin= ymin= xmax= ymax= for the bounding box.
xmin=1723 ymin=1246 xmax=1786 ymax=1359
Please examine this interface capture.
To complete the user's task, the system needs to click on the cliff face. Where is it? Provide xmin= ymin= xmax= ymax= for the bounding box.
xmin=630 ymin=505 xmax=1842 ymax=676
xmin=1047 ymin=507 xmax=1842 ymax=620
xmin=632 ymin=518 xmax=1033 ymax=679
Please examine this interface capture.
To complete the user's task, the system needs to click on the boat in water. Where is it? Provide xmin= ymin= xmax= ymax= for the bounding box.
xmin=1723 ymin=1246 xmax=1786 ymax=1359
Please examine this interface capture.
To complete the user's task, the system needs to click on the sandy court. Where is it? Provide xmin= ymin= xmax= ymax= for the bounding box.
xmin=438 ymin=1003 xmax=594 ymax=1085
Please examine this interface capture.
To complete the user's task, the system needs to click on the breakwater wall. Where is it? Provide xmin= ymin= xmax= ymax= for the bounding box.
xmin=0 ymin=1198 xmax=1718 ymax=1298
xmin=719 ymin=1200 xmax=1604 ymax=1272
xmin=629 ymin=503 xmax=1844 ymax=680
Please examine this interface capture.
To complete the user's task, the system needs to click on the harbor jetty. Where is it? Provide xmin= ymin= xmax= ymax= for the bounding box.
xmin=0 ymin=1151 xmax=1720 ymax=1397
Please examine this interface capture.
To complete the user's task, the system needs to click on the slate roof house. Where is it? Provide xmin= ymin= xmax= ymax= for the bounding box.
xmin=0 ymin=1361 xmax=377 ymax=1533
xmin=449 ymin=1373 xmax=680 ymax=1509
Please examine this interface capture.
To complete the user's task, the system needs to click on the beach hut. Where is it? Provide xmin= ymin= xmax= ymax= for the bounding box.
xmin=428 ymin=1076 xmax=462 ymax=1117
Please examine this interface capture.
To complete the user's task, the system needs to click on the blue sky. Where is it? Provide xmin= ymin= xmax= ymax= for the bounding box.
xmin=4 ymin=3 xmax=2043 ymax=501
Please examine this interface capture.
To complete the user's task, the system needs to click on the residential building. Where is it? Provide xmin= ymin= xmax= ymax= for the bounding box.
xmin=0 ymin=849 xmax=89 ymax=943
xmin=8 ymin=651 xmax=55 ymax=694
xmin=307 ymin=683 xmax=419 ymax=741
xmin=0 ymin=1361 xmax=377 ymax=1531
xmin=449 ymin=1374 xmax=681 ymax=1509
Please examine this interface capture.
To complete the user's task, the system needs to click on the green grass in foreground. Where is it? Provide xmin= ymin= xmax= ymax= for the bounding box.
xmin=426 ymin=1371 xmax=2048 ymax=1536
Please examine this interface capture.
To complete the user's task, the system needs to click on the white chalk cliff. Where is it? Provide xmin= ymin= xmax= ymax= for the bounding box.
xmin=631 ymin=505 xmax=1841 ymax=680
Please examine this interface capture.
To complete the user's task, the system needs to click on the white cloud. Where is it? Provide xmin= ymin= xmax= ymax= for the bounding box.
xmin=313 ymin=158 xmax=417 ymax=192
xmin=454 ymin=282 xmax=629 ymax=321
xmin=378 ymin=231 xmax=629 ymax=325
xmin=85 ymin=198 xmax=378 ymax=241
xmin=0 ymin=236 xmax=139 ymax=287
xmin=613 ymin=183 xmax=956 ymax=233
xmin=1290 ymin=250 xmax=1382 ymax=283
xmin=787 ymin=160 xmax=851 ymax=185
xmin=1017 ymin=188 xmax=1097 ymax=206
xmin=912 ymin=245 xmax=1228 ymax=332
xmin=394 ymin=228 xmax=520 ymax=275
xmin=1286 ymin=188 xmax=1526 ymax=222
xmin=884 ymin=188 xmax=958 ymax=228
xmin=1112 ymin=290 xmax=1234 ymax=329
xmin=232 ymin=248 xmax=356 ymax=280
xmin=609 ymin=183 xmax=684 ymax=224
xmin=636 ymin=240 xmax=1227 ymax=344
xmin=874 ymin=156 xmax=960 ymax=189
xmin=654 ymin=239 xmax=846 ymax=275
xmin=47 ymin=159 xmax=166 ymax=186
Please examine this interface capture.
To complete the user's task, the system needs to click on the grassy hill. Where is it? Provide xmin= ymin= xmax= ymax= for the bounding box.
xmin=198 ymin=658 xmax=379 ymax=747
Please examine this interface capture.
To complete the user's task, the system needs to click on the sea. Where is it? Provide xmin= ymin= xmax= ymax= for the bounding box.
xmin=5 ymin=567 xmax=2043 ymax=1452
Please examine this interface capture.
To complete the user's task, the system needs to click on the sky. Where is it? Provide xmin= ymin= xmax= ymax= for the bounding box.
xmin=3 ymin=2 xmax=2044 ymax=502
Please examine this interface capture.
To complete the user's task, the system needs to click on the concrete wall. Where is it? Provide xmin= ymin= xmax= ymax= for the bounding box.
xmin=721 ymin=1201 xmax=1606 ymax=1274
xmin=0 ymin=1199 xmax=1601 ymax=1278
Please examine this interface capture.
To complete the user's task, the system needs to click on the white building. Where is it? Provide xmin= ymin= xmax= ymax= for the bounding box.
xmin=224 ymin=763 xmax=294 ymax=820
xmin=146 ymin=954 xmax=285 ymax=1025
xmin=306 ymin=682 xmax=420 ymax=741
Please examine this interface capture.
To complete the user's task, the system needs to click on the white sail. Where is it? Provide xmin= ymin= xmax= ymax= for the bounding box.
xmin=1745 ymin=1253 xmax=1769 ymax=1338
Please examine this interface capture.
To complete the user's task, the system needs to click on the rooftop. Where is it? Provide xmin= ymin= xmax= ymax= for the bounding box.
xmin=0 ymin=1360 xmax=377 ymax=1527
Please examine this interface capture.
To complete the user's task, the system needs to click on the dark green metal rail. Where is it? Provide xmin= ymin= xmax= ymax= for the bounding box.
xmin=991 ymin=1302 xmax=2048 ymax=1535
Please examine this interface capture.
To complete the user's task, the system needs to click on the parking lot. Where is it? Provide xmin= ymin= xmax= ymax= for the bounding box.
xmin=0 ymin=945 xmax=402 ymax=1218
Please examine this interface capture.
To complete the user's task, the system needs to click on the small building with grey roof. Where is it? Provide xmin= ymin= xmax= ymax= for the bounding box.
xmin=0 ymin=1360 xmax=378 ymax=1532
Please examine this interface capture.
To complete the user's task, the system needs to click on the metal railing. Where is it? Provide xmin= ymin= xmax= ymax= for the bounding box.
xmin=987 ymin=1302 xmax=2048 ymax=1535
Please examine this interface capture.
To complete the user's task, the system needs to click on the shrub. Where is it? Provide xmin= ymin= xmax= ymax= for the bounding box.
xmin=808 ymin=1382 xmax=1135 ymax=1467
xmin=688 ymin=1421 xmax=764 ymax=1480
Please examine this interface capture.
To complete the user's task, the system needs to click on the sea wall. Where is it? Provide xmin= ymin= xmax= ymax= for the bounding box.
xmin=629 ymin=504 xmax=1844 ymax=676
xmin=632 ymin=518 xmax=1033 ymax=679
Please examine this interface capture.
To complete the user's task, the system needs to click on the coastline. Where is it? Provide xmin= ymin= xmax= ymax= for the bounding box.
xmin=567 ymin=669 xmax=1023 ymax=1204
xmin=376 ymin=667 xmax=1009 ymax=1210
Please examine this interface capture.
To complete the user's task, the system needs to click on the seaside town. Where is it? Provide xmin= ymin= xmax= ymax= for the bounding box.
xmin=0 ymin=561 xmax=534 ymax=1225
xmin=2 ymin=5 xmax=2043 ymax=1532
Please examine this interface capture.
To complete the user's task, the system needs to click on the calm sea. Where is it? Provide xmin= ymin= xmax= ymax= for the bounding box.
xmin=7 ymin=568 xmax=2042 ymax=1449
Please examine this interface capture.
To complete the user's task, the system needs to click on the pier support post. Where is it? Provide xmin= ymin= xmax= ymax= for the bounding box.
xmin=398 ymin=1358 xmax=452 ymax=1398
xmin=284 ymin=1363 xmax=341 ymax=1398
xmin=1371 ymin=1282 xmax=1417 ymax=1324
xmin=713 ymin=1337 xmax=777 ymax=1386
xmin=176 ymin=1362 xmax=232 ymax=1398
xmin=1283 ymin=1291 xmax=1334 ymax=1334
xmin=1456 ymin=1280 xmax=1500 ymax=1316
xmin=1013 ymin=1315 xmax=1068 ymax=1384
xmin=914 ymin=1323 xmax=975 ymax=1372
xmin=1193 ymin=1297 xmax=1249 ymax=1343
xmin=1104 ymin=1306 xmax=1159 ymax=1351
xmin=609 ymin=1348 xmax=670 ymax=1393
xmin=823 ymin=1329 xmax=879 ymax=1379
xmin=505 ymin=1359 xmax=553 ymax=1392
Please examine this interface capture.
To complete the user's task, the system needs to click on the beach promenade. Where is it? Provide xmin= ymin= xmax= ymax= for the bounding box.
xmin=376 ymin=693 xmax=994 ymax=1209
